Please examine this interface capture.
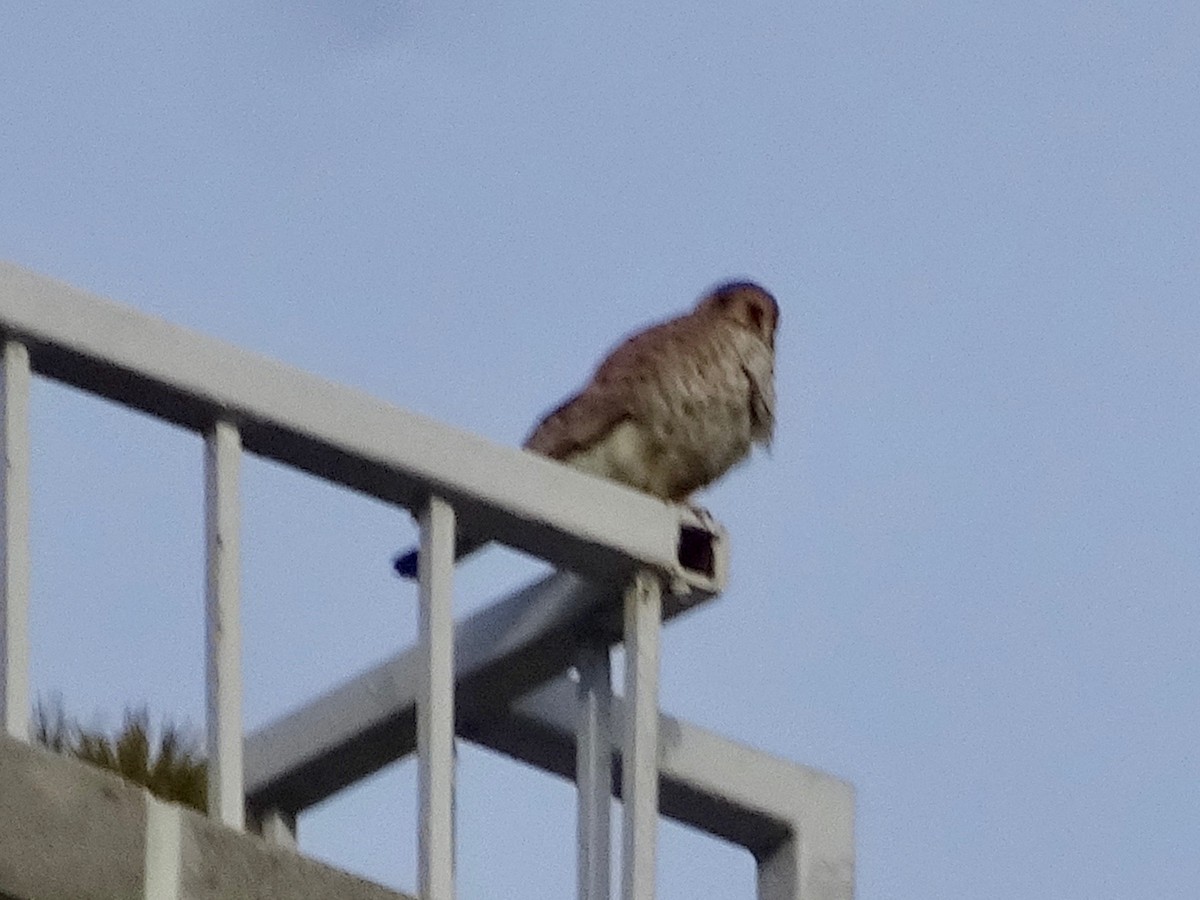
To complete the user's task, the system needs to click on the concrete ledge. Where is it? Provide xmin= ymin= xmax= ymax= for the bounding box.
xmin=0 ymin=735 xmax=411 ymax=900
xmin=0 ymin=734 xmax=144 ymax=900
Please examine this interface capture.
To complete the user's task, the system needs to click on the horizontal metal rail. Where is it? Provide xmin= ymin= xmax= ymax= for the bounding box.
xmin=244 ymin=569 xmax=720 ymax=814
xmin=0 ymin=262 xmax=722 ymax=589
xmin=511 ymin=679 xmax=851 ymax=851
xmin=497 ymin=680 xmax=855 ymax=900
xmin=0 ymin=262 xmax=852 ymax=898
xmin=243 ymin=573 xmax=855 ymax=900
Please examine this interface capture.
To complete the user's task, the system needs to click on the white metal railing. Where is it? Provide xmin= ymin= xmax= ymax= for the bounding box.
xmin=619 ymin=572 xmax=662 ymax=900
xmin=205 ymin=419 xmax=245 ymax=828
xmin=243 ymin=570 xmax=856 ymax=900
xmin=575 ymin=637 xmax=613 ymax=900
xmin=417 ymin=496 xmax=457 ymax=899
xmin=1 ymin=339 xmax=31 ymax=741
xmin=0 ymin=262 xmax=738 ymax=900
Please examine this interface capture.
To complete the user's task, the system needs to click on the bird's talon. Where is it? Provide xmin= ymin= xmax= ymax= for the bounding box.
xmin=685 ymin=503 xmax=718 ymax=533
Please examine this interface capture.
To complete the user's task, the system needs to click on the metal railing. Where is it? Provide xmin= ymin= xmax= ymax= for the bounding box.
xmin=0 ymin=262 xmax=853 ymax=900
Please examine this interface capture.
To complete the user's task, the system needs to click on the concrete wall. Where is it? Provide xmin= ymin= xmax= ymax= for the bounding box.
xmin=0 ymin=735 xmax=412 ymax=900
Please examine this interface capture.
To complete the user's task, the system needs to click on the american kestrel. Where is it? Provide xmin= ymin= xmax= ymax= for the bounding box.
xmin=394 ymin=280 xmax=779 ymax=577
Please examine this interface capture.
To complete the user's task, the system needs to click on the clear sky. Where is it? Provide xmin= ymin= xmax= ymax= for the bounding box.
xmin=4 ymin=1 xmax=1199 ymax=897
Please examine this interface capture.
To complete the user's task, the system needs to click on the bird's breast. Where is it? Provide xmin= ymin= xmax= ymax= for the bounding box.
xmin=557 ymin=326 xmax=772 ymax=502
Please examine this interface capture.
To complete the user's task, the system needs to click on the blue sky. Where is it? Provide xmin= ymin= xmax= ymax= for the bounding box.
xmin=4 ymin=1 xmax=1199 ymax=897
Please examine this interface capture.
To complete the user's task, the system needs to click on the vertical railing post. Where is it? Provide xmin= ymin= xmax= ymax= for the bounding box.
xmin=418 ymin=496 xmax=456 ymax=900
xmin=0 ymin=340 xmax=31 ymax=741
xmin=577 ymin=638 xmax=613 ymax=900
xmin=756 ymin=836 xmax=801 ymax=900
xmin=260 ymin=809 xmax=298 ymax=849
xmin=620 ymin=570 xmax=662 ymax=900
xmin=205 ymin=419 xmax=244 ymax=828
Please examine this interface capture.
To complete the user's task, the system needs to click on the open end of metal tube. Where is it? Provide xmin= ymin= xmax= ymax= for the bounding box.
xmin=677 ymin=525 xmax=716 ymax=579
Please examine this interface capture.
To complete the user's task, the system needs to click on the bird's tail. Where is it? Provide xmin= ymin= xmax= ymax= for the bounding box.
xmin=392 ymin=548 xmax=421 ymax=578
xmin=392 ymin=533 xmax=490 ymax=580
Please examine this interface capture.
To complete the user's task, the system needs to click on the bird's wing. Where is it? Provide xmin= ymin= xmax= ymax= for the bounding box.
xmin=522 ymin=313 xmax=692 ymax=460
xmin=738 ymin=338 xmax=776 ymax=446
xmin=522 ymin=388 xmax=631 ymax=461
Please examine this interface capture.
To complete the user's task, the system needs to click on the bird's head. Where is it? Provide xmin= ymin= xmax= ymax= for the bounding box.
xmin=697 ymin=280 xmax=780 ymax=349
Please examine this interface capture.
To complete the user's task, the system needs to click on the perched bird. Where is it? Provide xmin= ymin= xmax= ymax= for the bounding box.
xmin=393 ymin=280 xmax=779 ymax=578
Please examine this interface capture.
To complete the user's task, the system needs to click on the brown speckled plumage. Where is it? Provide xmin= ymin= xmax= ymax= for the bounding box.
xmin=522 ymin=281 xmax=778 ymax=501
xmin=394 ymin=280 xmax=778 ymax=577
